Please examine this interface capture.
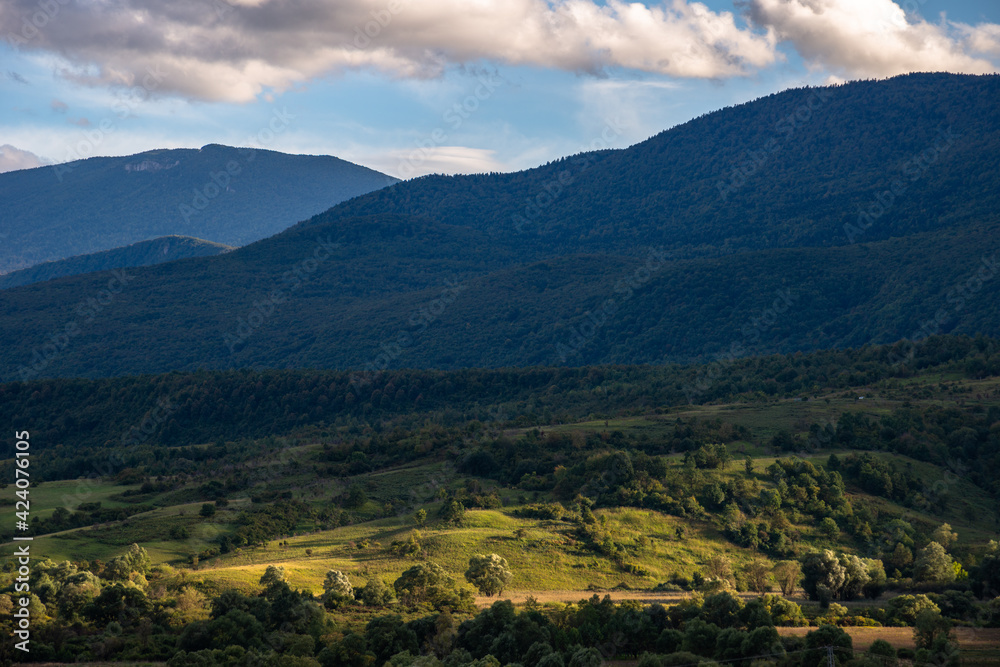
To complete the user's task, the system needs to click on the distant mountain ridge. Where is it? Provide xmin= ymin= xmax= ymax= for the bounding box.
xmin=0 ymin=236 xmax=232 ymax=290
xmin=1 ymin=73 xmax=999 ymax=381
xmin=0 ymin=144 xmax=398 ymax=273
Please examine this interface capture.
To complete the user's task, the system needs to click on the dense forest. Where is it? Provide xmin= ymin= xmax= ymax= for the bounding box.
xmin=2 ymin=74 xmax=1000 ymax=378
xmin=0 ymin=236 xmax=232 ymax=290
xmin=0 ymin=144 xmax=397 ymax=273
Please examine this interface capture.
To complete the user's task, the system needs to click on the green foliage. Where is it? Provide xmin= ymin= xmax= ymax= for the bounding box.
xmin=102 ymin=543 xmax=152 ymax=581
xmin=358 ymin=578 xmax=395 ymax=607
xmin=801 ymin=550 xmax=846 ymax=602
xmin=393 ymin=562 xmax=474 ymax=612
xmin=260 ymin=565 xmax=287 ymax=589
xmin=464 ymin=554 xmax=514 ymax=597
xmin=914 ymin=542 xmax=956 ymax=584
xmin=440 ymin=500 xmax=466 ymax=527
xmin=322 ymin=570 xmax=354 ymax=608
xmin=914 ymin=609 xmax=954 ymax=650
xmin=887 ymin=595 xmax=941 ymax=625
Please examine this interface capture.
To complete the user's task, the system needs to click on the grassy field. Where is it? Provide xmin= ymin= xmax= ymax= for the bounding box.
xmin=1 ymin=371 xmax=996 ymax=607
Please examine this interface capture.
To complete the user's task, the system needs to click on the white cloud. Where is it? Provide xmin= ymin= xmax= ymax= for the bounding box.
xmin=379 ymin=145 xmax=508 ymax=178
xmin=0 ymin=144 xmax=50 ymax=172
xmin=744 ymin=0 xmax=999 ymax=78
xmin=958 ymin=22 xmax=1000 ymax=56
xmin=576 ymin=79 xmax=683 ymax=145
xmin=0 ymin=0 xmax=779 ymax=103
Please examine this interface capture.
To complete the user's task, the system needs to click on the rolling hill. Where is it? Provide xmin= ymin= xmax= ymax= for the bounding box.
xmin=0 ymin=235 xmax=232 ymax=290
xmin=0 ymin=144 xmax=399 ymax=274
xmin=2 ymin=73 xmax=1000 ymax=381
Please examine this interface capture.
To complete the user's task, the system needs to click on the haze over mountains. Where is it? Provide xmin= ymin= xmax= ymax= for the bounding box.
xmin=0 ymin=236 xmax=232 ymax=290
xmin=0 ymin=144 xmax=399 ymax=274
xmin=2 ymin=73 xmax=999 ymax=382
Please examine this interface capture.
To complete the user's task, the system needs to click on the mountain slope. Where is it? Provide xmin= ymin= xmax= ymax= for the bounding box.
xmin=0 ymin=144 xmax=399 ymax=273
xmin=0 ymin=235 xmax=232 ymax=290
xmin=302 ymin=72 xmax=1000 ymax=256
xmin=1 ymin=73 xmax=999 ymax=380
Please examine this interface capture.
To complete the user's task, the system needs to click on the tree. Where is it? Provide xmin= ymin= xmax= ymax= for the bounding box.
xmin=440 ymin=499 xmax=466 ymax=526
xmin=801 ymin=550 xmax=846 ymax=601
xmin=886 ymin=542 xmax=914 ymax=575
xmin=745 ymin=456 xmax=755 ymax=476
xmin=259 ymin=565 xmax=287 ymax=589
xmin=932 ymin=524 xmax=958 ymax=550
xmin=200 ymin=503 xmax=217 ymax=518
xmin=867 ymin=639 xmax=897 ymax=667
xmin=705 ymin=554 xmax=734 ymax=587
xmin=701 ymin=591 xmax=744 ymax=628
xmin=975 ymin=540 xmax=1000 ymax=599
xmin=805 ymin=625 xmax=852 ymax=667
xmin=413 ymin=509 xmax=427 ymax=528
xmin=464 ymin=554 xmax=513 ymax=597
xmin=84 ymin=584 xmax=151 ymax=627
xmin=914 ymin=609 xmax=954 ymax=649
xmin=773 ymin=560 xmax=801 ymax=596
xmin=743 ymin=560 xmax=772 ymax=594
xmin=914 ymin=542 xmax=956 ymax=584
xmin=103 ymin=543 xmax=152 ymax=581
xmin=358 ymin=577 xmax=394 ymax=607
xmin=346 ymin=484 xmax=367 ymax=509
xmin=862 ymin=558 xmax=888 ymax=599
xmin=394 ymin=562 xmax=473 ymax=611
xmin=838 ymin=554 xmax=871 ymax=601
xmin=888 ymin=594 xmax=940 ymax=625
xmin=820 ymin=517 xmax=839 ymax=540
xmin=323 ymin=570 xmax=354 ymax=608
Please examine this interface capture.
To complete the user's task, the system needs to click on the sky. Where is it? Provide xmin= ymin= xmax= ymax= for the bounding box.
xmin=2 ymin=0 xmax=1000 ymax=179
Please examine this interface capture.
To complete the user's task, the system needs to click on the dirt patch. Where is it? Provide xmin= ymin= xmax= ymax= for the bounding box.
xmin=477 ymin=589 xmax=795 ymax=607
xmin=777 ymin=626 xmax=1000 ymax=651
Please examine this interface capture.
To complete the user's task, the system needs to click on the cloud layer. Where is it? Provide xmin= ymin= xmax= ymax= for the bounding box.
xmin=0 ymin=144 xmax=49 ymax=173
xmin=1 ymin=0 xmax=778 ymax=102
xmin=745 ymin=0 xmax=999 ymax=78
xmin=1 ymin=0 xmax=998 ymax=104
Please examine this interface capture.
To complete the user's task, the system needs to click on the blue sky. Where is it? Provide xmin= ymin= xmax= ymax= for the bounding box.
xmin=2 ymin=0 xmax=1000 ymax=177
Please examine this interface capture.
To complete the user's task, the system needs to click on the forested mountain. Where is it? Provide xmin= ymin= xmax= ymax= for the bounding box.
xmin=0 ymin=144 xmax=398 ymax=273
xmin=1 ymin=73 xmax=999 ymax=380
xmin=0 ymin=235 xmax=232 ymax=290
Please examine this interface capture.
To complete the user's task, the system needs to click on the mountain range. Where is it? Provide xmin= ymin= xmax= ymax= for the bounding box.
xmin=0 ymin=235 xmax=232 ymax=290
xmin=2 ymin=72 xmax=999 ymax=381
xmin=0 ymin=144 xmax=398 ymax=274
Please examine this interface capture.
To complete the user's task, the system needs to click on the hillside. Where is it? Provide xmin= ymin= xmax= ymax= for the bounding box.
xmin=0 ymin=144 xmax=399 ymax=273
xmin=2 ymin=74 xmax=1000 ymax=379
xmin=0 ymin=235 xmax=232 ymax=290
xmin=1 ymin=340 xmax=997 ymax=664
